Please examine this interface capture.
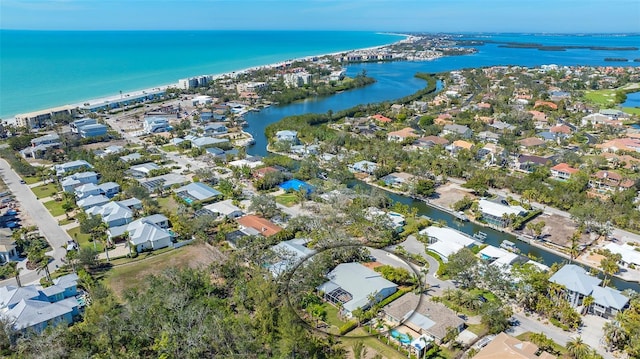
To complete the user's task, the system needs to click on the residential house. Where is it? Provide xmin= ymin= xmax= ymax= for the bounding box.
xmin=550 ymin=163 xmax=579 ymax=180
xmin=517 ymin=137 xmax=545 ymax=149
xmin=74 ymin=183 xmax=103 ymax=199
xmin=119 ymin=152 xmax=143 ymax=163
xmin=381 ymin=172 xmax=415 ymax=188
xmin=549 ymin=264 xmax=628 ymax=317
xmin=589 ymin=170 xmax=635 ymax=192
xmin=0 ymin=235 xmax=17 ymax=263
xmin=70 ymin=118 xmax=97 ymax=133
xmin=473 ymin=332 xmax=556 ymax=359
xmin=203 ymin=199 xmax=244 ymax=219
xmin=515 ymin=155 xmax=554 ymax=172
xmin=478 ymin=199 xmax=527 ymax=228
xmin=85 ymin=201 xmax=133 ymax=228
xmin=383 ymin=293 xmax=465 ymax=344
xmin=413 ymin=136 xmax=449 ymax=149
xmin=79 ymin=124 xmax=108 ymax=138
xmin=477 ymin=131 xmax=501 ymax=144
xmin=422 ymin=226 xmax=476 ymax=262
xmin=549 ymin=124 xmax=572 ymax=137
xmin=203 ymin=123 xmax=228 ymax=136
xmin=138 ymin=173 xmax=189 ymax=192
xmin=267 ymin=238 xmax=316 ymax=276
xmin=98 ymin=182 xmax=120 ymax=198
xmin=275 ymin=130 xmax=299 ymax=143
xmin=20 ymin=133 xmax=61 ymax=159
xmin=55 ymin=160 xmax=93 ymax=176
xmin=534 ymin=100 xmax=558 ymax=110
xmin=581 ymin=113 xmax=621 ymax=127
xmin=143 ymin=117 xmax=169 ymax=134
xmin=317 ymin=262 xmax=398 ymax=317
xmin=447 ymin=140 xmax=473 ymax=154
xmin=477 ymin=245 xmax=522 ymax=267
xmin=0 ymin=273 xmax=81 ymax=334
xmin=442 ymin=124 xmax=472 ymax=138
xmin=95 ymin=145 xmax=123 ymax=158
xmin=128 ymin=162 xmax=160 ymax=178
xmin=173 ymin=182 xmax=222 ymax=204
xmin=253 ymin=166 xmax=281 ymax=179
xmin=124 ymin=216 xmax=174 ymax=253
xmin=371 ymin=114 xmax=393 ymax=123
xmin=387 ymin=127 xmax=418 ymax=142
xmin=596 ymin=137 xmax=640 ymax=153
xmin=236 ymin=215 xmax=282 ymax=238
xmin=349 ymin=161 xmax=378 ymax=175
xmin=61 ymin=171 xmax=99 ymax=193
xmin=190 ymin=136 xmax=229 ymax=149
xmin=603 ymin=242 xmax=640 ymax=268
xmin=76 ymin=194 xmax=110 ymax=210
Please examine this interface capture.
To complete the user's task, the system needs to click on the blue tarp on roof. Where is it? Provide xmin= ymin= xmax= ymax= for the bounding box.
xmin=279 ymin=179 xmax=314 ymax=193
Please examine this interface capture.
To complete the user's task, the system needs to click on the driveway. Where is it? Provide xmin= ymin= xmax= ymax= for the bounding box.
xmin=0 ymin=159 xmax=70 ymax=286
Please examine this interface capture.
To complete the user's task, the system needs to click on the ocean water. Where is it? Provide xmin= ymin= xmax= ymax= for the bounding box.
xmin=0 ymin=30 xmax=402 ymax=118
xmin=1 ymin=31 xmax=639 ymax=119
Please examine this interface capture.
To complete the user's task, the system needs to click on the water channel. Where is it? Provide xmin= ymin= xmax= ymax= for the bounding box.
xmin=243 ymin=60 xmax=640 ymax=292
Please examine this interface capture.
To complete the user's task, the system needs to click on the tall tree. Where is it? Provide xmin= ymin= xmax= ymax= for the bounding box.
xmin=566 ymin=336 xmax=590 ymax=359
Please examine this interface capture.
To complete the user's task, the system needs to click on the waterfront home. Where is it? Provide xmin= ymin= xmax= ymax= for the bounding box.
xmin=55 ymin=160 xmax=93 ymax=176
xmin=422 ymin=226 xmax=476 ymax=261
xmin=14 ymin=105 xmax=75 ymax=128
xmin=61 ymin=171 xmax=99 ymax=193
xmin=70 ymin=118 xmax=97 ymax=133
xmin=589 ymin=170 xmax=635 ymax=193
xmin=85 ymin=201 xmax=133 ymax=228
xmin=253 ymin=166 xmax=281 ymax=179
xmin=79 ymin=123 xmax=108 ymax=138
xmin=383 ymin=293 xmax=465 ymax=344
xmin=549 ymin=264 xmax=628 ymax=318
xmin=477 ymin=245 xmax=521 ymax=267
xmin=550 ymin=163 xmax=579 ymax=180
xmin=0 ymin=273 xmax=81 ymax=334
xmin=173 ymin=182 xmax=222 ymax=204
xmin=190 ymin=136 xmax=229 ymax=149
xmin=203 ymin=199 xmax=243 ymax=219
xmin=477 ymin=199 xmax=527 ymax=228
xmin=275 ymin=130 xmax=299 ymax=143
xmin=603 ymin=242 xmax=640 ymax=268
xmin=474 ymin=332 xmax=556 ymax=359
xmin=203 ymin=123 xmax=228 ymax=136
xmin=128 ymin=162 xmax=160 ymax=178
xmin=143 ymin=117 xmax=170 ymax=134
xmin=267 ymin=238 xmax=316 ymax=276
xmin=381 ymin=172 xmax=415 ymax=188
xmin=442 ymin=124 xmax=472 ymax=138
xmin=317 ymin=262 xmax=397 ymax=318
xmin=387 ymin=127 xmax=418 ymax=142
xmin=236 ymin=215 xmax=282 ymax=238
xmin=349 ymin=160 xmax=378 ymax=175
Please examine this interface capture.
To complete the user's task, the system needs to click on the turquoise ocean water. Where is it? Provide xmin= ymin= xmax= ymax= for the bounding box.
xmin=0 ymin=30 xmax=402 ymax=118
xmin=1 ymin=31 xmax=639 ymax=119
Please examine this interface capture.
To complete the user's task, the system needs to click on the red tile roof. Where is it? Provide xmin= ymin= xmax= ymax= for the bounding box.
xmin=551 ymin=163 xmax=579 ymax=174
xmin=371 ymin=114 xmax=392 ymax=123
xmin=237 ymin=215 xmax=283 ymax=237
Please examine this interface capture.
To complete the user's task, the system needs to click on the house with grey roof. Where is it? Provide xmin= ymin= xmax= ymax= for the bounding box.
xmin=61 ymin=171 xmax=99 ymax=193
xmin=55 ymin=160 xmax=93 ymax=176
xmin=128 ymin=162 xmax=160 ymax=178
xmin=174 ymin=182 xmax=222 ymax=204
xmin=317 ymin=262 xmax=398 ymax=317
xmin=0 ymin=273 xmax=81 ymax=334
xmin=117 ymin=197 xmax=143 ymax=211
xmin=119 ymin=152 xmax=143 ymax=163
xmin=203 ymin=199 xmax=243 ymax=219
xmin=138 ymin=173 xmax=189 ymax=192
xmin=549 ymin=264 xmax=629 ymax=318
xmin=383 ymin=293 xmax=465 ymax=344
xmin=125 ymin=217 xmax=173 ymax=253
xmin=349 ymin=160 xmax=378 ymax=175
xmin=85 ymin=201 xmax=133 ymax=228
xmin=20 ymin=133 xmax=61 ymax=159
xmin=276 ymin=130 xmax=299 ymax=143
xmin=442 ymin=124 xmax=472 ymax=138
xmin=76 ymin=194 xmax=110 ymax=210
xmin=74 ymin=183 xmax=103 ymax=199
xmin=190 ymin=136 xmax=229 ymax=149
xmin=267 ymin=238 xmax=316 ymax=276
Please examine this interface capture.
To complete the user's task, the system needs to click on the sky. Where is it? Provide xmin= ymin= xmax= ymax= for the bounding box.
xmin=1 ymin=0 xmax=639 ymax=33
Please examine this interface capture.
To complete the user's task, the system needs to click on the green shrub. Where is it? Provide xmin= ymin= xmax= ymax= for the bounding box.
xmin=339 ymin=320 xmax=358 ymax=335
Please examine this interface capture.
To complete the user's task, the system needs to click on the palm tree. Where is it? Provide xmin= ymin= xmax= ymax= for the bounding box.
xmin=603 ymin=315 xmax=628 ymax=352
xmin=581 ymin=295 xmax=594 ymax=315
xmin=566 ymin=336 xmax=590 ymax=359
xmin=6 ymin=261 xmax=22 ymax=287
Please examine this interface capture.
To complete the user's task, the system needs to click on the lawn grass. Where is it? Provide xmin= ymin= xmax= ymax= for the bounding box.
xmin=157 ymin=195 xmax=179 ymax=212
xmin=584 ymin=89 xmax=619 ymax=106
xmin=43 ymin=199 xmax=66 ymax=217
xmin=161 ymin=145 xmax=178 ymax=152
xmin=58 ymin=217 xmax=75 ymax=226
xmin=67 ymin=226 xmax=103 ymax=252
xmin=31 ymin=183 xmax=59 ymax=199
xmin=466 ymin=323 xmax=488 ymax=337
xmin=623 ymin=107 xmax=640 ymax=115
xmin=322 ymin=303 xmax=346 ymax=328
xmin=21 ymin=175 xmax=42 ymax=185
xmin=342 ymin=327 xmax=420 ymax=359
xmin=276 ymin=192 xmax=298 ymax=207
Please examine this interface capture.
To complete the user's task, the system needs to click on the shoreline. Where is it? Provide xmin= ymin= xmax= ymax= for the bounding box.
xmin=3 ymin=34 xmax=409 ymax=122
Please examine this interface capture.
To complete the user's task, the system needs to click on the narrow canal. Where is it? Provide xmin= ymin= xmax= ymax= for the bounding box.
xmin=243 ymin=60 xmax=640 ymax=292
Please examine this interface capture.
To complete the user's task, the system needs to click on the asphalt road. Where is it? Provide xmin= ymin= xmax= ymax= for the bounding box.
xmin=0 ymin=159 xmax=69 ymax=286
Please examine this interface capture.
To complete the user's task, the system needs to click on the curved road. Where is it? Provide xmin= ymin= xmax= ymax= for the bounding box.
xmin=0 ymin=159 xmax=69 ymax=286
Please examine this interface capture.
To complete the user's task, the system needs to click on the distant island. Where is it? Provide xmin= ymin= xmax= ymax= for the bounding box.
xmin=466 ymin=40 xmax=639 ymax=52
xmin=604 ymin=57 xmax=630 ymax=62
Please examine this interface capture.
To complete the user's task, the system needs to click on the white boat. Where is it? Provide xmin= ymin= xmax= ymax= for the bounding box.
xmin=500 ymin=240 xmax=521 ymax=253
xmin=473 ymin=231 xmax=488 ymax=242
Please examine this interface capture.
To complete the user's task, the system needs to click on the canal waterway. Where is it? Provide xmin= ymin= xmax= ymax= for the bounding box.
xmin=243 ymin=57 xmax=640 ymax=292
